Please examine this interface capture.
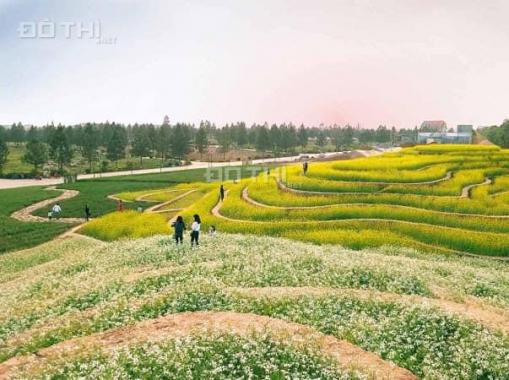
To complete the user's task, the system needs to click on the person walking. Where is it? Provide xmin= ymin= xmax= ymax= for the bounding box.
xmin=219 ymin=184 xmax=225 ymax=201
xmin=85 ymin=204 xmax=91 ymax=221
xmin=117 ymin=199 xmax=124 ymax=212
xmin=172 ymin=216 xmax=186 ymax=245
xmin=52 ymin=203 xmax=62 ymax=219
xmin=190 ymin=214 xmax=201 ymax=247
xmin=303 ymin=161 xmax=308 ymax=174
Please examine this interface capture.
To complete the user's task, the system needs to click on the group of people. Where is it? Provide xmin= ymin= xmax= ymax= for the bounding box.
xmin=171 ymin=184 xmax=224 ymax=246
xmin=46 ymin=185 xmax=229 ymax=248
xmin=171 ymin=214 xmax=215 ymax=247
xmin=47 ymin=203 xmax=92 ymax=221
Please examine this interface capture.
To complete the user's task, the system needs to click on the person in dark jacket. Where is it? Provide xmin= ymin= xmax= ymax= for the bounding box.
xmin=172 ymin=216 xmax=186 ymax=244
xmin=85 ymin=204 xmax=91 ymax=221
xmin=219 ymin=184 xmax=225 ymax=201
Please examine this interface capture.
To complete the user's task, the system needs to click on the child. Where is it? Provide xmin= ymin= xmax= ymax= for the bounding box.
xmin=172 ymin=216 xmax=185 ymax=244
xmin=208 ymin=225 xmax=216 ymax=235
xmin=191 ymin=214 xmax=201 ymax=247
xmin=48 ymin=209 xmax=53 ymax=221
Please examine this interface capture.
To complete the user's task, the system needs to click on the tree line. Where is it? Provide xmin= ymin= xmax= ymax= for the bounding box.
xmin=0 ymin=121 xmax=407 ymax=176
xmin=480 ymin=120 xmax=509 ymax=148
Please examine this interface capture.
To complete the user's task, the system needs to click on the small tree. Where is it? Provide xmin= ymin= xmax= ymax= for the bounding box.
xmin=235 ymin=122 xmax=248 ymax=147
xmin=80 ymin=124 xmax=100 ymax=172
xmin=157 ymin=125 xmax=172 ymax=165
xmin=23 ymin=140 xmax=48 ymax=173
xmin=216 ymin=126 xmax=232 ymax=160
xmin=131 ymin=128 xmax=151 ymax=166
xmin=49 ymin=126 xmax=73 ymax=173
xmin=316 ymin=131 xmax=326 ymax=148
xmin=0 ymin=136 xmax=8 ymax=175
xmin=255 ymin=125 xmax=271 ymax=152
xmin=298 ymin=124 xmax=308 ymax=148
xmin=106 ymin=127 xmax=127 ymax=167
xmin=195 ymin=125 xmax=208 ymax=159
xmin=171 ymin=124 xmax=192 ymax=160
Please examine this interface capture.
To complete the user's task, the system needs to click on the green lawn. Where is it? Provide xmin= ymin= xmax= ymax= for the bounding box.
xmin=2 ymin=165 xmax=273 ymax=253
xmin=2 ymin=143 xmax=180 ymax=176
xmin=0 ymin=187 xmax=70 ymax=254
xmin=3 ymin=144 xmax=32 ymax=173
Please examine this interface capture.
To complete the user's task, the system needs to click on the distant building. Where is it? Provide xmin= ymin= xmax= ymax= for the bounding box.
xmin=457 ymin=125 xmax=473 ymax=134
xmin=420 ymin=120 xmax=447 ymax=133
xmin=417 ymin=132 xmax=472 ymax=144
xmin=417 ymin=121 xmax=473 ymax=144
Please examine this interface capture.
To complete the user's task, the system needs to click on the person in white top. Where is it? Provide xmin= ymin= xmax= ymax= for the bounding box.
xmin=52 ymin=203 xmax=62 ymax=219
xmin=190 ymin=214 xmax=201 ymax=247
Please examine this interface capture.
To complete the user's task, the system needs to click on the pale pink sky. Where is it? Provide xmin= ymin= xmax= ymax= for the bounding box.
xmin=1 ymin=0 xmax=508 ymax=128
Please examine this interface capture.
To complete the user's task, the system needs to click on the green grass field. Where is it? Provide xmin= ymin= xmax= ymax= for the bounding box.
xmin=0 ymin=187 xmax=70 ymax=254
xmin=2 ymin=143 xmax=178 ymax=176
xmin=0 ymin=166 xmax=273 ymax=253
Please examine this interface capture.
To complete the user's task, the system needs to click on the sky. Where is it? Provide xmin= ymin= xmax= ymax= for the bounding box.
xmin=0 ymin=0 xmax=508 ymax=129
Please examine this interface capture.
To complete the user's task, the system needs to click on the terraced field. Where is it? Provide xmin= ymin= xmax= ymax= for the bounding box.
xmin=1 ymin=234 xmax=508 ymax=379
xmin=85 ymin=145 xmax=509 ymax=257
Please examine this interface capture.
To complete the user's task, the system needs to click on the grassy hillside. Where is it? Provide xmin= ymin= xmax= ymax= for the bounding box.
xmin=0 ymin=233 xmax=508 ymax=379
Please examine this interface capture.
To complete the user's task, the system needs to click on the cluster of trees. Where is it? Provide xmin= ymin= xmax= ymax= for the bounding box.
xmin=0 ymin=120 xmax=406 ymax=175
xmin=481 ymin=120 xmax=509 ymax=148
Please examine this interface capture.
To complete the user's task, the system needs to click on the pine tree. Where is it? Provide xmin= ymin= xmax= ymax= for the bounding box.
xmin=49 ymin=126 xmax=73 ymax=173
xmin=255 ymin=125 xmax=271 ymax=152
xmin=80 ymin=124 xmax=100 ymax=172
xmin=195 ymin=124 xmax=209 ymax=159
xmin=23 ymin=140 xmax=48 ymax=173
xmin=298 ymin=124 xmax=308 ymax=148
xmin=131 ymin=128 xmax=151 ymax=166
xmin=157 ymin=125 xmax=172 ymax=164
xmin=216 ymin=126 xmax=232 ymax=160
xmin=106 ymin=127 xmax=127 ymax=167
xmin=171 ymin=124 xmax=191 ymax=160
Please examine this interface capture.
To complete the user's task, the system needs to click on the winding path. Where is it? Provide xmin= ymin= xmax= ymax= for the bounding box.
xmin=306 ymin=170 xmax=453 ymax=186
xmin=211 ymin=189 xmax=509 ymax=260
xmin=0 ymin=311 xmax=416 ymax=380
xmin=145 ymin=189 xmax=198 ymax=213
xmin=10 ymin=187 xmax=83 ymax=224
xmin=461 ymin=178 xmax=492 ymax=198
xmin=242 ymin=186 xmax=509 ymax=219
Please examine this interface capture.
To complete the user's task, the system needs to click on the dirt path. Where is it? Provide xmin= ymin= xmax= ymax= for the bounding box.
xmin=0 ymin=311 xmax=416 ymax=380
xmin=226 ymin=287 xmax=509 ymax=335
xmin=145 ymin=189 xmax=198 ymax=212
xmin=305 ymin=171 xmax=453 ymax=186
xmin=242 ymin=186 xmax=509 ymax=219
xmin=10 ymin=187 xmax=83 ymax=224
xmin=212 ymin=188 xmax=509 ymax=260
xmin=461 ymin=178 xmax=492 ymax=198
